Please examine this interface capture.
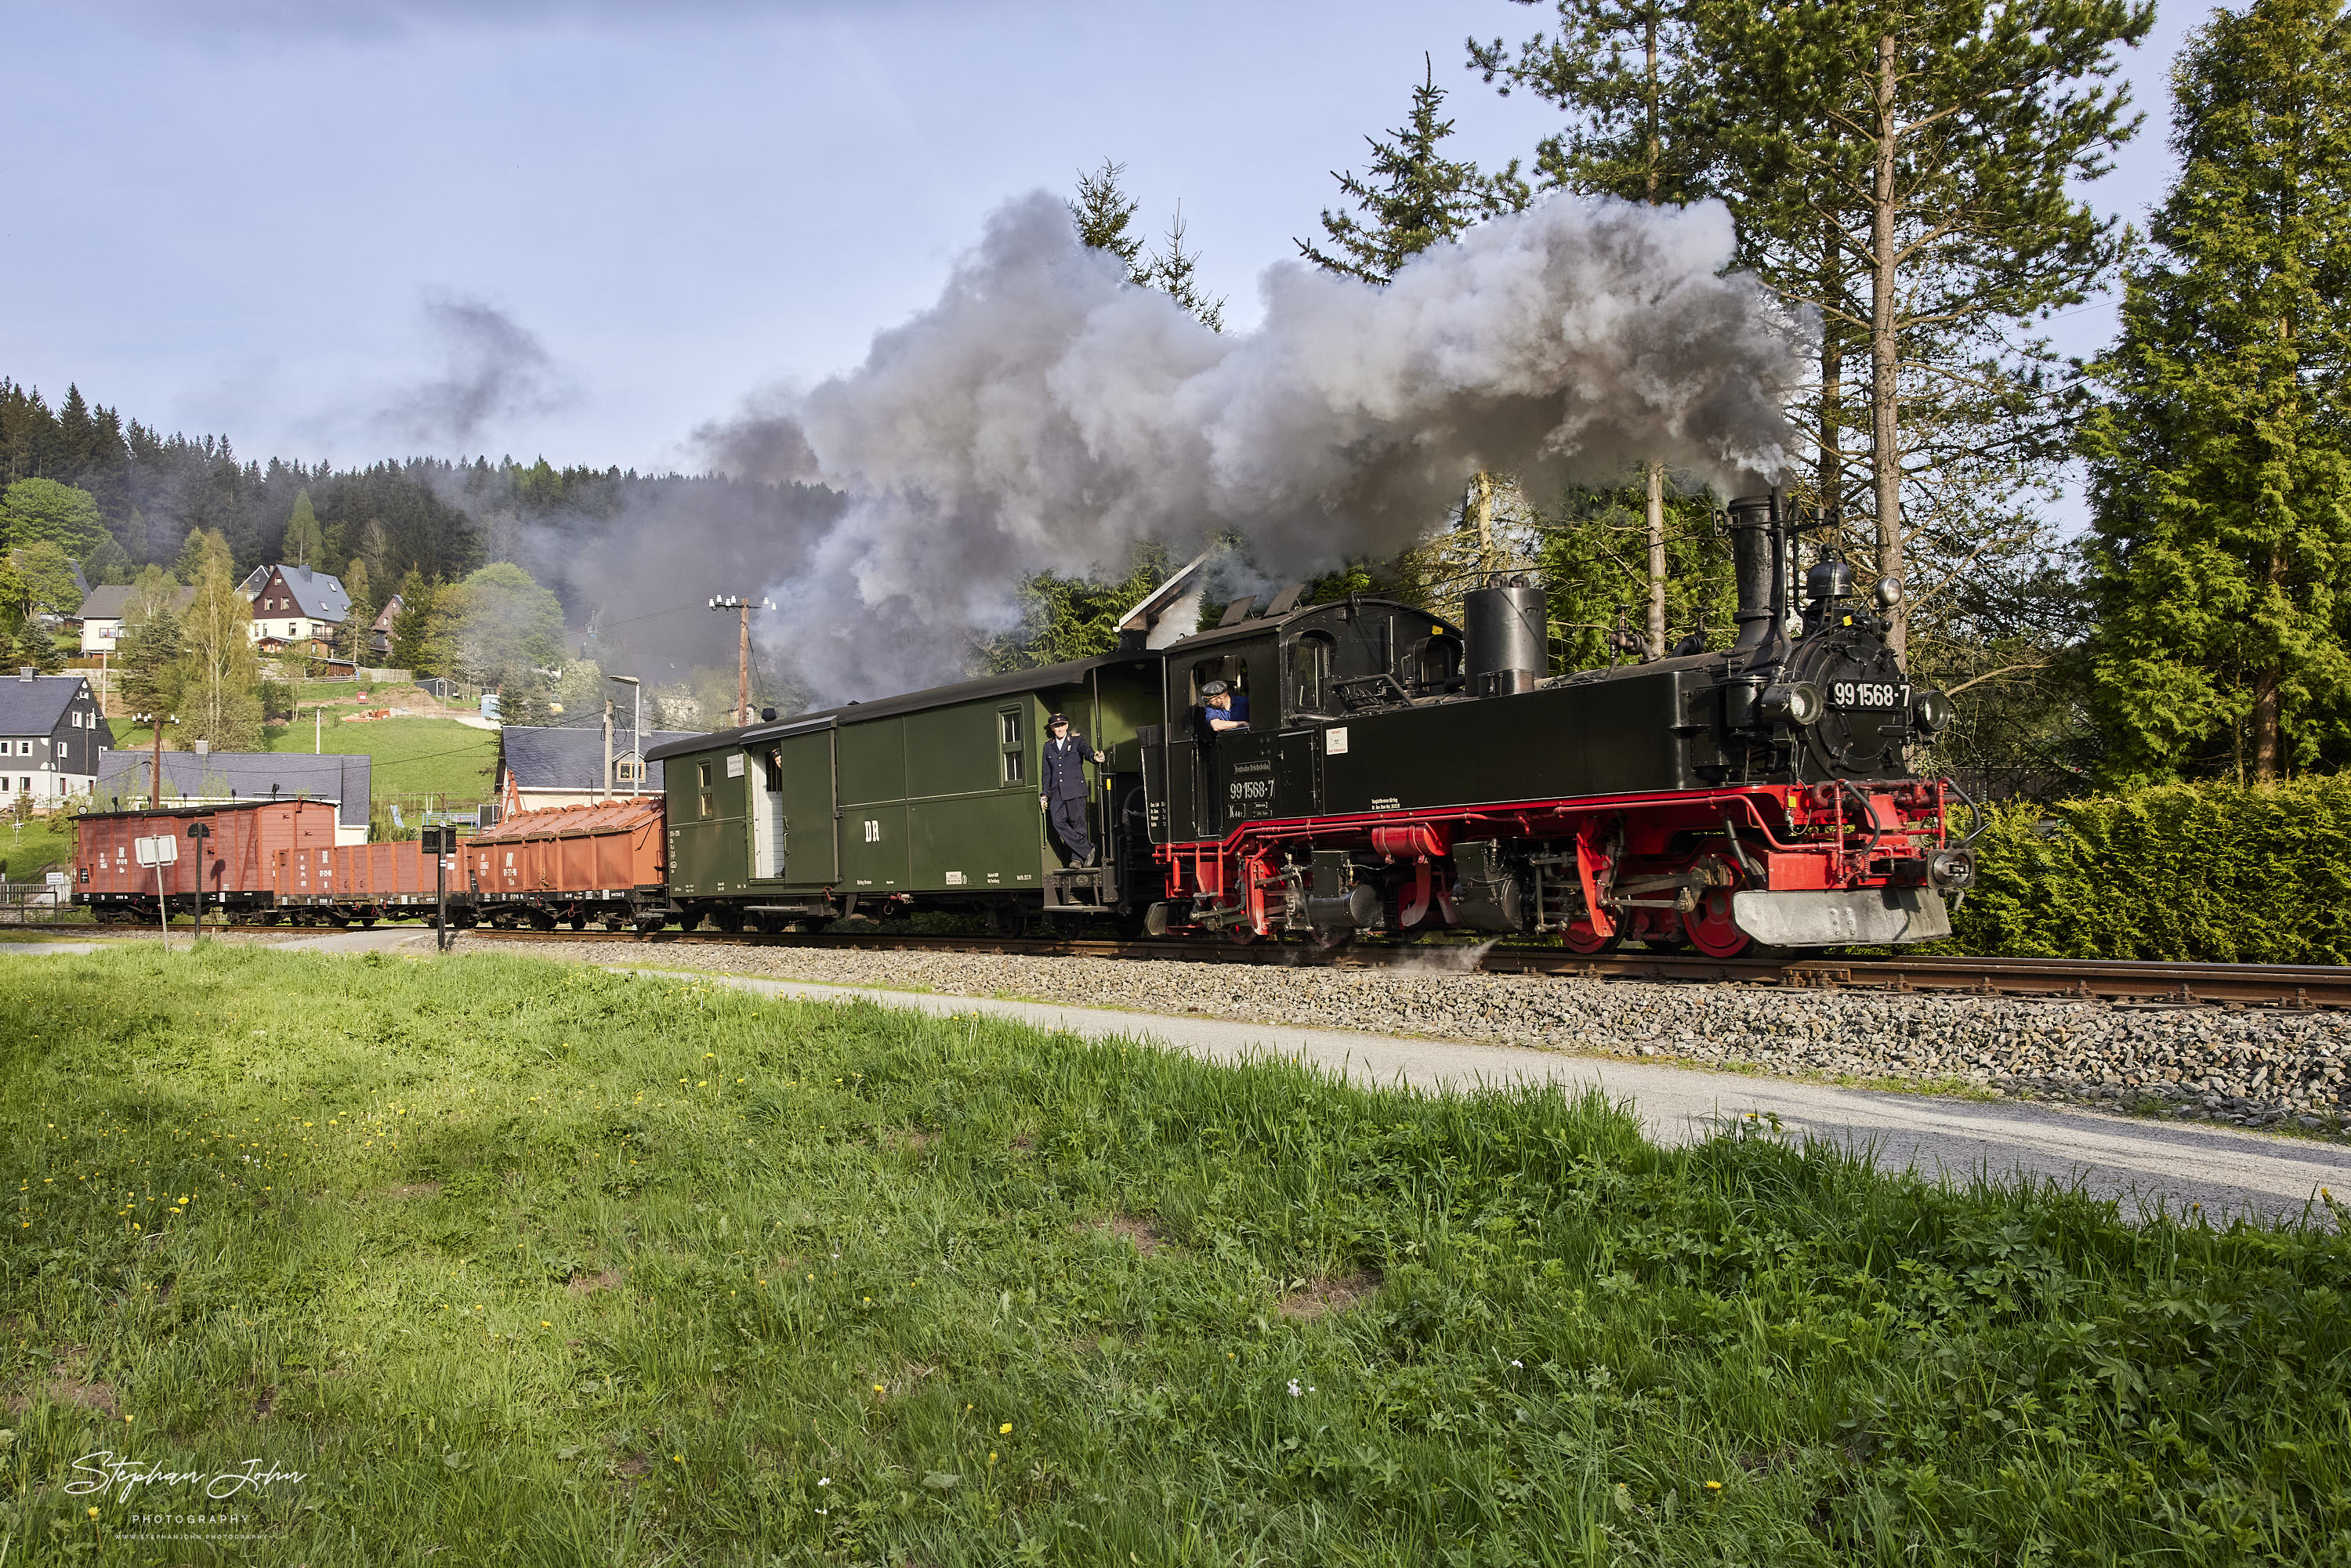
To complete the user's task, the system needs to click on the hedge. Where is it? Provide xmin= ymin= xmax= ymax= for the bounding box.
xmin=1949 ymin=776 xmax=2351 ymax=965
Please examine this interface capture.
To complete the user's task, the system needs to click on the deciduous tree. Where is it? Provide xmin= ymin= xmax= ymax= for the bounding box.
xmin=177 ymin=541 xmax=263 ymax=750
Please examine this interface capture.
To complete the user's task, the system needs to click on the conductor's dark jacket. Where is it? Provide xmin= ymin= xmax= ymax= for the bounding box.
xmin=1041 ymin=733 xmax=1095 ymax=802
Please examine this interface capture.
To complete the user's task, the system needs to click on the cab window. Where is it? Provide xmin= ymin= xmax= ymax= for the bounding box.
xmin=1189 ymin=656 xmax=1252 ymax=731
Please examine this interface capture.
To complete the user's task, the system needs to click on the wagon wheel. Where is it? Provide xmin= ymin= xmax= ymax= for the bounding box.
xmin=569 ymin=913 xmax=588 ymax=932
xmin=1308 ymin=926 xmax=1353 ymax=953
xmin=1681 ymin=854 xmax=1751 ymax=960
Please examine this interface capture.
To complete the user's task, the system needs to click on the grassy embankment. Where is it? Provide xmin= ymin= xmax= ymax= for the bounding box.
xmin=2 ymin=947 xmax=2346 ymax=1565
xmin=106 ymin=699 xmax=497 ymax=802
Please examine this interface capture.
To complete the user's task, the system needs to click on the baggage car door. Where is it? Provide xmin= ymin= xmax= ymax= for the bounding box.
xmin=776 ymin=730 xmax=836 ymax=884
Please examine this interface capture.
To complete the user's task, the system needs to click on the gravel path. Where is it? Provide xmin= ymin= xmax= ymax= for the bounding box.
xmin=465 ymin=938 xmax=2351 ymax=1135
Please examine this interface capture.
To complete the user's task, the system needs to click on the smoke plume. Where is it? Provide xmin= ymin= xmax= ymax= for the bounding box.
xmin=705 ymin=188 xmax=1804 ymax=702
xmin=381 ymin=292 xmax=574 ymax=447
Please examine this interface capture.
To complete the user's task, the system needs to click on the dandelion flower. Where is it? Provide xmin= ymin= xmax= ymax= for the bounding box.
xmin=999 ymin=1422 xmax=1012 ymax=1434
xmin=1706 ymin=1480 xmax=1723 ymax=1492
xmin=87 ymin=1506 xmax=99 ymax=1519
xmin=874 ymin=1384 xmax=886 ymax=1394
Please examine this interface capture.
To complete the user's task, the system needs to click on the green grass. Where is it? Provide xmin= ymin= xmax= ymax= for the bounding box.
xmin=0 ymin=816 xmax=76 ymax=879
xmin=2 ymin=948 xmax=2347 ymax=1566
xmin=104 ymin=713 xmax=497 ymax=801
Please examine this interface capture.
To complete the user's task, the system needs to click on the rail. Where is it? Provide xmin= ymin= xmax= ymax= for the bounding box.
xmin=462 ymin=928 xmax=2351 ymax=1009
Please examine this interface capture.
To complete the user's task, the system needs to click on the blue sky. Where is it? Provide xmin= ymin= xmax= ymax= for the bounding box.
xmin=2 ymin=0 xmax=2204 ymax=487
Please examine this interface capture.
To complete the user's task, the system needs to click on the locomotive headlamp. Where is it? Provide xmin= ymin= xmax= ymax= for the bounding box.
xmin=1911 ymin=689 xmax=1954 ymax=733
xmin=1875 ymin=576 xmax=1903 ymax=608
xmin=1759 ymin=681 xmax=1824 ymax=726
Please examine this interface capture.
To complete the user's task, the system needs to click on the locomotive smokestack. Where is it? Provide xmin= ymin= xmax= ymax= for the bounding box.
xmin=1464 ymin=578 xmax=1548 ymax=697
xmin=1726 ymin=494 xmax=1776 ymax=654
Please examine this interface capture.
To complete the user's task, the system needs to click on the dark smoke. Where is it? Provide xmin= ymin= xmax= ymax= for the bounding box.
xmin=381 ymin=292 xmax=574 ymax=448
xmin=701 ymin=189 xmax=1805 ymax=703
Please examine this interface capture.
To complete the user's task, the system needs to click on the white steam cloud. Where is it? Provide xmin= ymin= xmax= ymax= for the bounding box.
xmin=705 ymin=188 xmax=1803 ymax=702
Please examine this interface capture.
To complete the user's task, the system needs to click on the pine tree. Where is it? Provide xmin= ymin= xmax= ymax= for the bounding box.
xmin=389 ymin=570 xmax=440 ymax=675
xmin=1069 ymin=158 xmax=1151 ymax=283
xmin=117 ymin=567 xmax=186 ymax=716
xmin=281 ymin=489 xmax=324 ymax=567
xmin=1146 ymin=206 xmax=1226 ymax=332
xmin=14 ymin=618 xmax=64 ymax=675
xmin=1070 ymin=160 xmax=1228 ymax=329
xmin=2084 ymin=0 xmax=2351 ymax=783
xmin=1691 ymin=0 xmax=2152 ymax=661
xmin=1297 ymin=56 xmax=1530 ymax=284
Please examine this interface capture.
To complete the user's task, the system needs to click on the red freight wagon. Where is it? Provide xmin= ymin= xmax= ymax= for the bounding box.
xmin=464 ymin=799 xmax=665 ymax=930
xmin=76 ymin=799 xmax=341 ymax=922
xmin=271 ymin=838 xmax=449 ymax=925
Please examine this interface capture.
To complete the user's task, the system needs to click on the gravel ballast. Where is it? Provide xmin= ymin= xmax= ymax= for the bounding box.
xmin=473 ymin=938 xmax=2351 ymax=1134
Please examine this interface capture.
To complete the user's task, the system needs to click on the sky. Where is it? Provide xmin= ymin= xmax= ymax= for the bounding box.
xmin=1 ymin=0 xmax=2209 ymax=491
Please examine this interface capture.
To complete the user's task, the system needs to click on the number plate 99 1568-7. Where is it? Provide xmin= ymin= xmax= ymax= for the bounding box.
xmin=1831 ymin=681 xmax=1908 ymax=711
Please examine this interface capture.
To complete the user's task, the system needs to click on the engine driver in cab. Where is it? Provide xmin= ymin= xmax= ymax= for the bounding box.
xmin=1199 ymin=679 xmax=1248 ymax=733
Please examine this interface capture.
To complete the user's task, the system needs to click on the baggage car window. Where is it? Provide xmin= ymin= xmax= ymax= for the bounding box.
xmin=999 ymin=707 xmax=1024 ymax=784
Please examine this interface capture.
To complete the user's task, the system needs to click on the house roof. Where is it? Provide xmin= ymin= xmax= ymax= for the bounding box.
xmin=499 ymin=725 xmax=699 ymax=793
xmin=248 ymin=565 xmax=350 ymax=623
xmin=78 ymin=585 xmax=195 ymax=622
xmin=373 ymin=594 xmax=403 ymax=632
xmin=93 ymin=750 xmax=372 ymax=827
xmin=0 ymin=674 xmax=92 ymax=737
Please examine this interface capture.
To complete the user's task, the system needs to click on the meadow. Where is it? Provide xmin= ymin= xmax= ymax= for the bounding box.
xmin=1 ymin=946 xmax=2346 ymax=1565
xmin=105 ymin=710 xmax=497 ymax=803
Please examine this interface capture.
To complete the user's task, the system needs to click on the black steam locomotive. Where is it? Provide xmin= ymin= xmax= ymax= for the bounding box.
xmin=649 ymin=492 xmax=1970 ymax=957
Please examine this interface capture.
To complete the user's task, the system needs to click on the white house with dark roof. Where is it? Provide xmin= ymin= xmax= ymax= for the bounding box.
xmin=240 ymin=565 xmax=350 ymax=656
xmin=77 ymin=584 xmax=196 ymax=655
xmin=0 ymin=672 xmax=104 ymax=804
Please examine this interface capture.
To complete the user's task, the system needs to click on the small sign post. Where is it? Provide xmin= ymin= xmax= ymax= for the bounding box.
xmin=133 ymin=834 xmax=178 ymax=950
xmin=422 ymin=827 xmax=454 ymax=952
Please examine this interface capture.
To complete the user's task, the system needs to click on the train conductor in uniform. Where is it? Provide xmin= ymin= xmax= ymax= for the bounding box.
xmin=1039 ymin=712 xmax=1106 ymax=867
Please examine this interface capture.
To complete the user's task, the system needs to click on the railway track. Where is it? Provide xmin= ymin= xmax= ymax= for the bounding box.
xmin=465 ymin=926 xmax=2351 ymax=1009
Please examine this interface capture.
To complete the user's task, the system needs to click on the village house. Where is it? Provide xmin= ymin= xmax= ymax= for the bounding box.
xmin=239 ymin=564 xmax=350 ymax=657
xmin=0 ymin=671 xmax=105 ymax=806
xmin=76 ymin=583 xmax=195 ymax=655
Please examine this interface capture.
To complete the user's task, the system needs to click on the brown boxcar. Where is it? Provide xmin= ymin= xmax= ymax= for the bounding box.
xmin=272 ymin=838 xmax=453 ymax=924
xmin=76 ymin=800 xmax=342 ymax=922
xmin=464 ymin=799 xmax=665 ymax=929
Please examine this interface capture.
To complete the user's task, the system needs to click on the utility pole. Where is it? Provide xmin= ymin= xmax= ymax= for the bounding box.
xmin=607 ymin=675 xmax=641 ymax=793
xmin=708 ymin=596 xmax=772 ymax=727
xmin=134 ymin=712 xmax=178 ymax=808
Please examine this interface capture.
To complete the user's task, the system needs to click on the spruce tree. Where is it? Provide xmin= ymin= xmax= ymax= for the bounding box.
xmin=1147 ymin=206 xmax=1226 ymax=332
xmin=2084 ymin=0 xmax=2351 ymax=783
xmin=389 ymin=570 xmax=440 ymax=675
xmin=1069 ymin=159 xmax=1151 ymax=283
xmin=117 ymin=567 xmax=185 ymax=716
xmin=1298 ymin=56 xmax=1531 ymax=284
xmin=281 ymin=489 xmax=324 ymax=567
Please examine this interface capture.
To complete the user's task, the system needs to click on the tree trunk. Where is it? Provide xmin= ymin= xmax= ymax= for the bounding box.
xmin=1645 ymin=462 xmax=1667 ymax=657
xmin=1819 ymin=220 xmax=1845 ymax=523
xmin=2254 ymin=543 xmax=2285 ymax=780
xmin=1870 ymin=32 xmax=1906 ymax=659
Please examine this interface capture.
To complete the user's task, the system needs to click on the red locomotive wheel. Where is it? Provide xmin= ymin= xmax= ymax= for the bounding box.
xmin=1560 ymin=914 xmax=1623 ymax=954
xmin=1683 ymin=855 xmax=1751 ymax=959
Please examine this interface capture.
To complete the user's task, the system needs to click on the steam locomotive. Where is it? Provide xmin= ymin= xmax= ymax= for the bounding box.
xmin=75 ymin=493 xmax=1972 ymax=958
xmin=639 ymin=491 xmax=1971 ymax=958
